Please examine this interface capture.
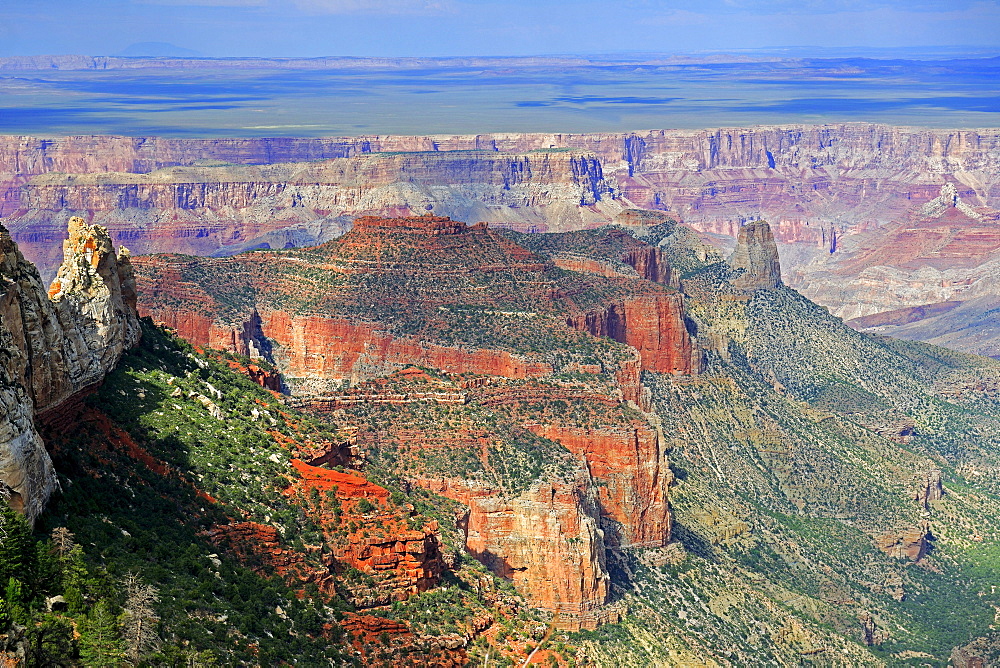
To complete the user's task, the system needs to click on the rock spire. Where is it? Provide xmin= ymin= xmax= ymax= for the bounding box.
xmin=0 ymin=217 xmax=139 ymax=522
xmin=729 ymin=220 xmax=782 ymax=291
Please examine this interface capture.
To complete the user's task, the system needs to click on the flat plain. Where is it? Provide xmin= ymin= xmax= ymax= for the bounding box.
xmin=2 ymin=54 xmax=1000 ymax=137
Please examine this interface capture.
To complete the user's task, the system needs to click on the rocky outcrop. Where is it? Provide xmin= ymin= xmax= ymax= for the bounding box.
xmin=527 ymin=423 xmax=672 ymax=549
xmin=451 ymin=479 xmax=615 ymax=631
xmin=212 ymin=462 xmax=446 ymax=607
xmin=417 ymin=419 xmax=669 ymax=630
xmin=0 ymin=217 xmax=138 ymax=521
xmin=729 ymin=221 xmax=782 ymax=291
xmin=170 ymin=311 xmax=555 ymax=393
xmin=621 ymin=246 xmax=677 ymax=288
xmin=288 ymin=460 xmax=445 ymax=605
xmin=951 ymin=632 xmax=1000 ymax=668
xmin=914 ymin=470 xmax=944 ymax=510
xmin=468 ymin=489 xmax=613 ymax=630
xmin=47 ymin=217 xmax=141 ymax=396
xmin=567 ymin=294 xmax=702 ymax=375
xmin=876 ymin=523 xmax=931 ymax=561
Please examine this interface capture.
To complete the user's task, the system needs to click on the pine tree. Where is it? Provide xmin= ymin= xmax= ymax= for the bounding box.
xmin=25 ymin=613 xmax=74 ymax=667
xmin=78 ymin=599 xmax=125 ymax=667
xmin=5 ymin=577 xmax=27 ymax=624
xmin=122 ymin=573 xmax=160 ymax=662
xmin=62 ymin=545 xmax=90 ymax=616
xmin=0 ymin=504 xmax=33 ymax=585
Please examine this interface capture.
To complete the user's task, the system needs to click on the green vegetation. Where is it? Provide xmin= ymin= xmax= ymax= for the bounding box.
xmin=25 ymin=222 xmax=1000 ymax=665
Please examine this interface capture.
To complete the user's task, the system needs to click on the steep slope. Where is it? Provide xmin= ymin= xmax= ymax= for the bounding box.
xmin=123 ymin=212 xmax=1000 ymax=663
xmin=847 ymin=295 xmax=1000 ymax=359
xmin=0 ymin=216 xmax=138 ymax=521
xmin=557 ymin=220 xmax=1000 ymax=665
xmin=132 ymin=214 xmax=701 ymax=629
xmin=7 ymin=320 xmax=557 ymax=665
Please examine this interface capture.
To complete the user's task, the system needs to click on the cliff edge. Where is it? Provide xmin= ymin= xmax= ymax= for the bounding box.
xmin=0 ymin=217 xmax=139 ymax=521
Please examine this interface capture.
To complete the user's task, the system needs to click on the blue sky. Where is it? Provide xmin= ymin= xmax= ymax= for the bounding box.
xmin=2 ymin=0 xmax=999 ymax=58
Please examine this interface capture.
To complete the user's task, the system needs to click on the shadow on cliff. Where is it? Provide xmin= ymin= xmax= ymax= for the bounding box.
xmin=670 ymin=519 xmax=717 ymax=563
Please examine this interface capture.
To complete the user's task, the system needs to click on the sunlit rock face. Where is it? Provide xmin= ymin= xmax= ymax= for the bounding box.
xmin=5 ymin=123 xmax=999 ymax=281
xmin=0 ymin=217 xmax=139 ymax=522
xmin=729 ymin=221 xmax=783 ymax=291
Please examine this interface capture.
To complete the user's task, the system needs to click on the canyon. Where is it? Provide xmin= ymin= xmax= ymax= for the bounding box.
xmin=2 ymin=123 xmax=998 ymax=283
xmin=5 ymin=125 xmax=1000 ymax=355
xmin=4 ymin=203 xmax=1000 ymax=663
xmin=130 ymin=214 xmax=701 ymax=629
xmin=5 ymin=119 xmax=1000 ymax=663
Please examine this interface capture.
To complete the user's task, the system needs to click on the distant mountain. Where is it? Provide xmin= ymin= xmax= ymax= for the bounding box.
xmin=115 ymin=42 xmax=203 ymax=58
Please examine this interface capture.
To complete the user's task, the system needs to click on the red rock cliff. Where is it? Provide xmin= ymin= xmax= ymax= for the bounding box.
xmin=527 ymin=422 xmax=672 ymax=549
xmin=568 ymin=293 xmax=702 ymax=375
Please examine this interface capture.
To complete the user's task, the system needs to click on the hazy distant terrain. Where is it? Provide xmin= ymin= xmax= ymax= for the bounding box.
xmin=2 ymin=54 xmax=1000 ymax=136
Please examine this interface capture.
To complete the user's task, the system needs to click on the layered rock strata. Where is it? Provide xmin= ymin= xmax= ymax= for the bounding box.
xmin=0 ymin=217 xmax=139 ymax=521
xmin=346 ymin=369 xmax=671 ymax=630
xmin=729 ymin=221 xmax=783 ymax=291
xmin=419 ymin=477 xmax=616 ymax=631
xmin=134 ymin=216 xmax=699 ymax=390
xmin=133 ymin=216 xmax=697 ymax=627
xmin=527 ymin=422 xmax=672 ymax=549
xmin=566 ymin=294 xmax=701 ymax=375
xmin=6 ymin=124 xmax=1000 ymax=280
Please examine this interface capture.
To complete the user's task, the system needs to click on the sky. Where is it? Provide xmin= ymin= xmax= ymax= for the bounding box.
xmin=1 ymin=0 xmax=1000 ymax=58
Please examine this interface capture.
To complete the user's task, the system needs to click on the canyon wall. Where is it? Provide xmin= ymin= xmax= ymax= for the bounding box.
xmin=2 ymin=149 xmax=620 ymax=278
xmin=567 ymin=293 xmax=702 ymax=375
xmin=0 ymin=217 xmax=139 ymax=521
xmin=417 ymin=475 xmax=617 ymax=631
xmin=5 ymin=124 xmax=1000 ymax=279
xmin=527 ymin=422 xmax=672 ymax=550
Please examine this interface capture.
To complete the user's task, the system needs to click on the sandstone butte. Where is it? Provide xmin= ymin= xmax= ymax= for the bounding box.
xmin=0 ymin=216 xmax=139 ymax=522
xmin=129 ymin=214 xmax=712 ymax=628
xmin=132 ymin=214 xmax=703 ymax=390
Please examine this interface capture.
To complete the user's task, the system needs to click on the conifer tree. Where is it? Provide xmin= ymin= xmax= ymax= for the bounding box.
xmin=78 ymin=599 xmax=125 ymax=667
xmin=25 ymin=614 xmax=74 ymax=667
xmin=0 ymin=505 xmax=33 ymax=586
xmin=5 ymin=576 xmax=27 ymax=624
xmin=51 ymin=527 xmax=75 ymax=559
xmin=62 ymin=545 xmax=90 ymax=615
